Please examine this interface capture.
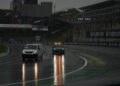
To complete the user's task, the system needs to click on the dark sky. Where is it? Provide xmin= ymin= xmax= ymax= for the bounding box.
xmin=0 ymin=0 xmax=106 ymax=11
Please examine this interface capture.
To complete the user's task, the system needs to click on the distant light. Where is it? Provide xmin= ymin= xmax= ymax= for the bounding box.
xmin=54 ymin=42 xmax=58 ymax=46
xmin=54 ymin=42 xmax=62 ymax=46
xmin=58 ymin=42 xmax=62 ymax=45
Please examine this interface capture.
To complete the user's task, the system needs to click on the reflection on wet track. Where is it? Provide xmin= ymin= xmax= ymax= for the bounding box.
xmin=34 ymin=63 xmax=38 ymax=86
xmin=21 ymin=55 xmax=65 ymax=86
xmin=54 ymin=55 xmax=65 ymax=85
xmin=0 ymin=44 xmax=84 ymax=86
xmin=22 ymin=63 xmax=26 ymax=86
xmin=22 ymin=62 xmax=38 ymax=86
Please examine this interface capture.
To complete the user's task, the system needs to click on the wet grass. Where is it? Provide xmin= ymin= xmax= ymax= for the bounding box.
xmin=65 ymin=49 xmax=109 ymax=84
xmin=78 ymin=53 xmax=105 ymax=66
xmin=66 ymin=66 xmax=108 ymax=83
xmin=0 ymin=45 xmax=7 ymax=54
xmin=67 ymin=48 xmax=106 ymax=67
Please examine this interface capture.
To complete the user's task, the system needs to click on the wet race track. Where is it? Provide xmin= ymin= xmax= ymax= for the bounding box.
xmin=0 ymin=44 xmax=85 ymax=86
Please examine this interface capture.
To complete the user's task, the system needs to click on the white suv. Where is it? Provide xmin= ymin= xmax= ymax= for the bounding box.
xmin=22 ymin=44 xmax=43 ymax=62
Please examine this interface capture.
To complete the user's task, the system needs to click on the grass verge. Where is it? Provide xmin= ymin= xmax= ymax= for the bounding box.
xmin=65 ymin=49 xmax=109 ymax=84
xmin=76 ymin=53 xmax=105 ymax=66
xmin=0 ymin=45 xmax=7 ymax=54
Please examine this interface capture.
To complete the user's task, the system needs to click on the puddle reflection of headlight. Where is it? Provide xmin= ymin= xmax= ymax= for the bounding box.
xmin=22 ymin=63 xmax=26 ymax=86
xmin=62 ymin=55 xmax=65 ymax=84
xmin=54 ymin=55 xmax=57 ymax=85
xmin=22 ymin=62 xmax=38 ymax=86
xmin=58 ymin=55 xmax=62 ymax=84
xmin=34 ymin=63 xmax=38 ymax=86
xmin=54 ymin=55 xmax=65 ymax=85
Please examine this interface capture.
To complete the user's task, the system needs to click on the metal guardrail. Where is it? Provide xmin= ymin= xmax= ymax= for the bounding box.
xmin=0 ymin=24 xmax=49 ymax=31
xmin=0 ymin=24 xmax=32 ymax=28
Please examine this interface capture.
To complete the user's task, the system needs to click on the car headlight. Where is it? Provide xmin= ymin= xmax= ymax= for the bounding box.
xmin=22 ymin=51 xmax=25 ymax=54
xmin=32 ymin=50 xmax=37 ymax=54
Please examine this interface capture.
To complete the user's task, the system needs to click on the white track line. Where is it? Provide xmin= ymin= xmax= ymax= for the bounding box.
xmin=0 ymin=55 xmax=88 ymax=86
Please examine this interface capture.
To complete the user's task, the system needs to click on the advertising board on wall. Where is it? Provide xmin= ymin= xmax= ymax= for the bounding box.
xmin=87 ymin=30 xmax=120 ymax=38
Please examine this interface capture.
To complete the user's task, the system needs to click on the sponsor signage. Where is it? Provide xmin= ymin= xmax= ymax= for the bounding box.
xmin=13 ymin=0 xmax=22 ymax=23
xmin=87 ymin=30 xmax=120 ymax=38
xmin=78 ymin=17 xmax=92 ymax=21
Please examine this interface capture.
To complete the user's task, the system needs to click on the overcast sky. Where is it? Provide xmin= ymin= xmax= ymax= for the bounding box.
xmin=0 ymin=0 xmax=106 ymax=11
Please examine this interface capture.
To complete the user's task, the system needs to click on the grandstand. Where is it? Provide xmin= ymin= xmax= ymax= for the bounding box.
xmin=72 ymin=0 xmax=120 ymax=43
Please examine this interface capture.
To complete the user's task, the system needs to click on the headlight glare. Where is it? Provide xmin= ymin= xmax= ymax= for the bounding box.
xmin=33 ymin=50 xmax=37 ymax=54
xmin=22 ymin=51 xmax=25 ymax=54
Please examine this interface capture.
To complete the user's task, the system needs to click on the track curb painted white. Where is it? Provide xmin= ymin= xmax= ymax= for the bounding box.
xmin=1 ymin=55 xmax=88 ymax=86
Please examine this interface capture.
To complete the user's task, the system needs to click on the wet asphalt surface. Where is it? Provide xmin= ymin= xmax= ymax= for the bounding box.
xmin=0 ymin=43 xmax=84 ymax=86
xmin=64 ymin=45 xmax=120 ymax=86
xmin=2 ymin=43 xmax=120 ymax=86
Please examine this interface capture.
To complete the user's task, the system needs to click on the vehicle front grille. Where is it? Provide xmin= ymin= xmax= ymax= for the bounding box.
xmin=25 ymin=52 xmax=33 ymax=54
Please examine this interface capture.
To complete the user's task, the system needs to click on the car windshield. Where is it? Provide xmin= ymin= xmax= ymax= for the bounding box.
xmin=54 ymin=47 xmax=64 ymax=50
xmin=24 ymin=45 xmax=37 ymax=49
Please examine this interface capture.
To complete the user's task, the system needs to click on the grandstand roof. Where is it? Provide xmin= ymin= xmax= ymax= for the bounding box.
xmin=79 ymin=0 xmax=120 ymax=12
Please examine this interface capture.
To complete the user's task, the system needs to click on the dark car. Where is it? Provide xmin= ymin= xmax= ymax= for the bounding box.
xmin=52 ymin=46 xmax=65 ymax=55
